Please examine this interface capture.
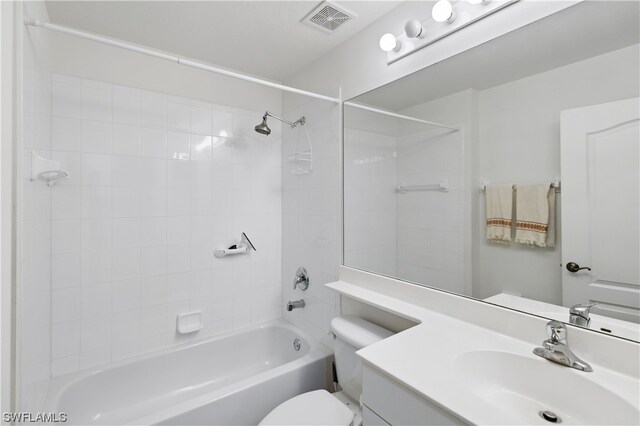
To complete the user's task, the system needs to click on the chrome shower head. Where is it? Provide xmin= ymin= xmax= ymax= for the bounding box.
xmin=255 ymin=114 xmax=271 ymax=136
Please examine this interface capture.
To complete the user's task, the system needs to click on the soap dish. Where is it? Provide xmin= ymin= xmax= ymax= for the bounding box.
xmin=176 ymin=311 xmax=203 ymax=334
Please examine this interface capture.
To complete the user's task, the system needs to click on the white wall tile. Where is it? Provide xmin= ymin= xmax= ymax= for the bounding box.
xmin=81 ymin=120 xmax=112 ymax=154
xmin=41 ymin=75 xmax=283 ymax=377
xmin=112 ymin=124 xmax=141 ymax=156
xmin=52 ymin=116 xmax=81 ymax=151
xmin=112 ymin=248 xmax=141 ymax=281
xmin=167 ymin=101 xmax=190 ymax=131
xmin=141 ymin=95 xmax=167 ymax=129
xmin=52 ymin=321 xmax=81 ymax=359
xmin=190 ymin=135 xmax=212 ymax=162
xmin=52 ymin=287 xmax=81 ymax=323
xmin=112 ymin=218 xmax=141 ymax=249
xmin=140 ymin=246 xmax=166 ymax=277
xmin=53 ymin=81 xmax=81 ymax=118
xmin=167 ymin=131 xmax=190 ymax=160
xmin=113 ymin=91 xmax=141 ymax=125
xmin=139 ymin=188 xmax=167 ymax=217
xmin=52 ymin=253 xmax=82 ymax=289
xmin=190 ymin=104 xmax=212 ymax=136
xmin=52 ymin=187 xmax=82 ymax=220
xmin=81 ymin=283 xmax=112 ymax=318
xmin=80 ymin=315 xmax=112 ymax=352
xmin=141 ymin=127 xmax=166 ymax=158
xmin=112 ymin=187 xmax=141 ymax=218
xmin=81 ymin=153 xmax=112 ymax=186
xmin=112 ymin=279 xmax=141 ymax=313
xmin=52 ymin=220 xmax=81 ymax=254
xmin=167 ymin=160 xmax=190 ymax=187
xmin=81 ymin=86 xmax=112 ymax=122
xmin=81 ymin=186 xmax=112 ymax=218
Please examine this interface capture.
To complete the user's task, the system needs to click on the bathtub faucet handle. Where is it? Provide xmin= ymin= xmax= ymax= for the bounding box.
xmin=293 ymin=267 xmax=309 ymax=291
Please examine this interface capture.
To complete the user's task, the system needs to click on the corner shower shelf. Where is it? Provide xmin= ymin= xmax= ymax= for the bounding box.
xmin=30 ymin=150 xmax=68 ymax=186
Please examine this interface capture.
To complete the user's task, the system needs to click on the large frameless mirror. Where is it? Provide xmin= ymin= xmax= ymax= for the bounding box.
xmin=343 ymin=1 xmax=640 ymax=341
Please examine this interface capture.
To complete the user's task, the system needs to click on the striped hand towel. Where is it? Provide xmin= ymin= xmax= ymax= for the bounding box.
xmin=515 ymin=185 xmax=551 ymax=247
xmin=485 ymin=185 xmax=513 ymax=243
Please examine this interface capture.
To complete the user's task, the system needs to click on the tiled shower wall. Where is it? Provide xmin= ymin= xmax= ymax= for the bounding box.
xmin=395 ymin=127 xmax=465 ymax=293
xmin=20 ymin=67 xmax=53 ymax=411
xmin=281 ymin=99 xmax=340 ymax=348
xmin=343 ymin=100 xmax=467 ymax=295
xmin=45 ymin=74 xmax=282 ymax=377
xmin=343 ymin=127 xmax=397 ymax=277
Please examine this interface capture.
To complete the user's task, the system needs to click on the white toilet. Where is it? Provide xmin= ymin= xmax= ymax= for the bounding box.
xmin=259 ymin=316 xmax=394 ymax=426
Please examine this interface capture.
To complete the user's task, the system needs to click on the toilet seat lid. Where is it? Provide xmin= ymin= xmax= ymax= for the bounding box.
xmin=259 ymin=390 xmax=355 ymax=426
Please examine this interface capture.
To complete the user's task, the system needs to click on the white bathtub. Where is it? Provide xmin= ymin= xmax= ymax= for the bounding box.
xmin=44 ymin=320 xmax=332 ymax=425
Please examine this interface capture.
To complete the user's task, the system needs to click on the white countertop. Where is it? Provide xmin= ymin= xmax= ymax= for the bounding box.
xmin=326 ymin=279 xmax=640 ymax=425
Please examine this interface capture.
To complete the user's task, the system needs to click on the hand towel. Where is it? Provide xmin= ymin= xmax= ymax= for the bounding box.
xmin=546 ymin=187 xmax=556 ymax=248
xmin=485 ymin=185 xmax=513 ymax=243
xmin=515 ymin=185 xmax=550 ymax=247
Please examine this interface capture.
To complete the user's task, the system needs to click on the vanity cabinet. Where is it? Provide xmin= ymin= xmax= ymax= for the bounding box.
xmin=362 ymin=364 xmax=466 ymax=426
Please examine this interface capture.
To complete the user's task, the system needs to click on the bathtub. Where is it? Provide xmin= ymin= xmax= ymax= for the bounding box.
xmin=44 ymin=320 xmax=332 ymax=425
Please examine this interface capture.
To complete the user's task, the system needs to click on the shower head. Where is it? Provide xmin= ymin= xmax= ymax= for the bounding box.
xmin=255 ymin=111 xmax=306 ymax=136
xmin=254 ymin=114 xmax=271 ymax=136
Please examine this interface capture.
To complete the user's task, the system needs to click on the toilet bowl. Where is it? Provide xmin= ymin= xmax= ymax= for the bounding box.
xmin=259 ymin=316 xmax=393 ymax=426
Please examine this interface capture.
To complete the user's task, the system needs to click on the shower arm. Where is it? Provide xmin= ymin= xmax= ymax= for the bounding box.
xmin=264 ymin=111 xmax=306 ymax=128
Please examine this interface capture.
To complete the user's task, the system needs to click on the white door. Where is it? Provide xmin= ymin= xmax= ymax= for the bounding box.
xmin=561 ymin=98 xmax=640 ymax=323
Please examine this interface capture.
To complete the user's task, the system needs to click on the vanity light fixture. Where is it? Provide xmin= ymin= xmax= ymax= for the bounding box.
xmin=404 ymin=19 xmax=425 ymax=38
xmin=432 ymin=0 xmax=456 ymax=23
xmin=379 ymin=33 xmax=401 ymax=52
xmin=380 ymin=0 xmax=518 ymax=64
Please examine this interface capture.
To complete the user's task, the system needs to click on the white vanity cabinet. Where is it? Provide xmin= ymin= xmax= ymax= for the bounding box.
xmin=362 ymin=364 xmax=466 ymax=426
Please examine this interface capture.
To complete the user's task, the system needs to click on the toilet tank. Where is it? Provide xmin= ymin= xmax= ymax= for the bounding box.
xmin=330 ymin=316 xmax=394 ymax=401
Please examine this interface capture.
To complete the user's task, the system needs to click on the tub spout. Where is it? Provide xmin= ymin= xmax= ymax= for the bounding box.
xmin=287 ymin=299 xmax=305 ymax=311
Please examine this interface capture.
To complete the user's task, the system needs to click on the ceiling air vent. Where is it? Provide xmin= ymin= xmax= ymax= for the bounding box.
xmin=302 ymin=1 xmax=356 ymax=34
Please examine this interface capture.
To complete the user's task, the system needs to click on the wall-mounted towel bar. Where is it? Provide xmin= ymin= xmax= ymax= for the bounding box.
xmin=481 ymin=179 xmax=561 ymax=193
xmin=397 ymin=180 xmax=449 ymax=194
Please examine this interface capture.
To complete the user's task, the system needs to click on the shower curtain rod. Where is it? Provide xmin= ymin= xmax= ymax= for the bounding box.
xmin=24 ymin=18 xmax=340 ymax=104
xmin=344 ymin=101 xmax=459 ymax=131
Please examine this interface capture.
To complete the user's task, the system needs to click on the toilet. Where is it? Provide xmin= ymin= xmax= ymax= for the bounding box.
xmin=259 ymin=316 xmax=394 ymax=426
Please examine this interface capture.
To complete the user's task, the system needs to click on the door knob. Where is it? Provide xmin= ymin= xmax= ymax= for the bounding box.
xmin=566 ymin=262 xmax=591 ymax=273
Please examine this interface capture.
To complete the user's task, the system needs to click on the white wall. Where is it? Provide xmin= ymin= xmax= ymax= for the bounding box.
xmin=42 ymin=27 xmax=282 ymax=115
xmin=343 ymin=114 xmax=397 ymax=277
xmin=17 ymin=7 xmax=288 ymax=411
xmin=285 ymin=1 xmax=576 ymax=106
xmin=0 ymin=0 xmax=18 ymax=416
xmin=281 ymin=99 xmax=340 ymax=348
xmin=474 ymin=44 xmax=640 ymax=303
xmin=45 ymin=73 xmax=282 ymax=376
xmin=17 ymin=0 xmax=53 ymax=412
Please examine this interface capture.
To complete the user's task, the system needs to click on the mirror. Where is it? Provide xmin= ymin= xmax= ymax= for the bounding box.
xmin=343 ymin=1 xmax=640 ymax=341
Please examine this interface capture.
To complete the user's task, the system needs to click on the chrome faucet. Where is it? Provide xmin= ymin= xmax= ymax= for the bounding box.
xmin=534 ymin=320 xmax=593 ymax=372
xmin=570 ymin=302 xmax=598 ymax=327
xmin=287 ymin=299 xmax=305 ymax=311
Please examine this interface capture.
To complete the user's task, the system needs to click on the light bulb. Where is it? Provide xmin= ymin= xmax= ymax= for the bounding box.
xmin=432 ymin=0 xmax=456 ymax=23
xmin=379 ymin=33 xmax=400 ymax=52
xmin=404 ymin=19 xmax=424 ymax=38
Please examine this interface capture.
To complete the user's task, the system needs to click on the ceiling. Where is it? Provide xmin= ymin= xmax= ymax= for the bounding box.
xmin=353 ymin=1 xmax=640 ymax=111
xmin=44 ymin=1 xmax=402 ymax=82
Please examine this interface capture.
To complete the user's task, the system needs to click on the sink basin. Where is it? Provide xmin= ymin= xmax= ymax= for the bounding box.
xmin=454 ymin=350 xmax=640 ymax=425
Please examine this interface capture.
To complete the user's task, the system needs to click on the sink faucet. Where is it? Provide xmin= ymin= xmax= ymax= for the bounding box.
xmin=533 ymin=320 xmax=593 ymax=372
xmin=287 ymin=299 xmax=305 ymax=311
xmin=570 ymin=302 xmax=598 ymax=327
